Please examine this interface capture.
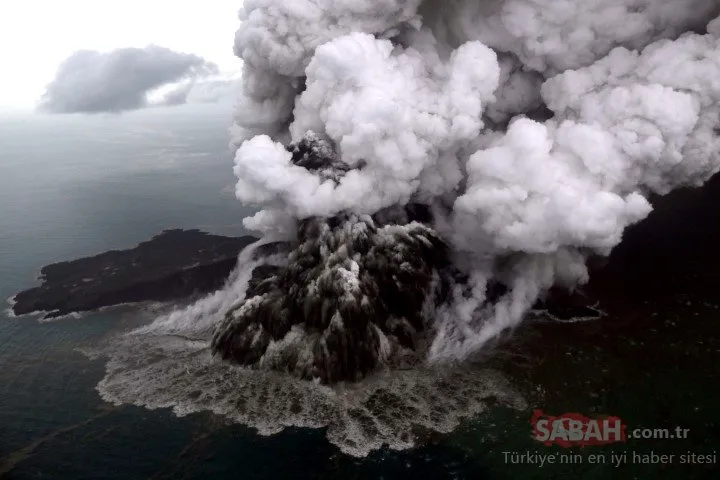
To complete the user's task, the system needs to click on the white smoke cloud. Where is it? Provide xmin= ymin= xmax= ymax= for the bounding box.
xmin=235 ymin=32 xmax=500 ymax=217
xmin=94 ymin=0 xmax=720 ymax=457
xmin=236 ymin=0 xmax=424 ymax=77
xmin=421 ymin=0 xmax=719 ymax=73
xmin=39 ymin=45 xmax=220 ymax=113
xmin=228 ymin=1 xmax=720 ymax=361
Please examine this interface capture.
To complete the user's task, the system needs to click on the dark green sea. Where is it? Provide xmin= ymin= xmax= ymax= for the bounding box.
xmin=1 ymin=107 xmax=718 ymax=479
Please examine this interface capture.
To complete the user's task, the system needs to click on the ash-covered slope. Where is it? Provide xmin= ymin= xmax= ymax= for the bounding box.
xmin=212 ymin=136 xmax=453 ymax=383
xmin=11 ymin=229 xmax=257 ymax=319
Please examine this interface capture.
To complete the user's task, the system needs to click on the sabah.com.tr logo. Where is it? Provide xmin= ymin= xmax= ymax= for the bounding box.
xmin=531 ymin=410 xmax=691 ymax=447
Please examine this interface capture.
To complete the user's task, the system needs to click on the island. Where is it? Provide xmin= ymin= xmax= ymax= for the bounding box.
xmin=8 ymin=224 xmax=599 ymax=327
xmin=10 ymin=229 xmax=259 ymax=319
xmin=14 ymin=166 xmax=719 ymax=326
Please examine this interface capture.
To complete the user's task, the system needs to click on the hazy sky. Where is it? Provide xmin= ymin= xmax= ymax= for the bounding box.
xmin=0 ymin=1 xmax=242 ymax=111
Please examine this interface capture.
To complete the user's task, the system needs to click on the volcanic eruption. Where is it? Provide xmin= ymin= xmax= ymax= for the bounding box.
xmin=209 ymin=0 xmax=720 ymax=382
xmin=94 ymin=0 xmax=720 ymax=456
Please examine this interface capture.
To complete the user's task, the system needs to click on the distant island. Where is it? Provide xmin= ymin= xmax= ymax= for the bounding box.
xmin=10 ymin=229 xmax=259 ymax=319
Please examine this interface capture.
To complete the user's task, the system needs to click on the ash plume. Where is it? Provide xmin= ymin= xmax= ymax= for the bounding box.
xmin=217 ymin=0 xmax=720 ymax=379
xmin=212 ymin=208 xmax=449 ymax=383
xmin=93 ymin=0 xmax=720 ymax=454
xmin=214 ymin=135 xmax=452 ymax=383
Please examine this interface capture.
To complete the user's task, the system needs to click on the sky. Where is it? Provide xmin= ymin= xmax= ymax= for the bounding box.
xmin=0 ymin=1 xmax=242 ymax=111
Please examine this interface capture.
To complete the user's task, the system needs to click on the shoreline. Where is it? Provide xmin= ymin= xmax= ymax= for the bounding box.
xmin=8 ymin=229 xmax=258 ymax=320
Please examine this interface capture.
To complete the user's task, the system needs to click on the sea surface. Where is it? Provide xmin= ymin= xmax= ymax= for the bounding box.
xmin=0 ymin=107 xmax=504 ymax=479
xmin=1 ymin=107 xmax=718 ymax=479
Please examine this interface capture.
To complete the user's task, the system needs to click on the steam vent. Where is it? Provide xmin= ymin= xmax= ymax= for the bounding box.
xmin=211 ymin=135 xmax=454 ymax=383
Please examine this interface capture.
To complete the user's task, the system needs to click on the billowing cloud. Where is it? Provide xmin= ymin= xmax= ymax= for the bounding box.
xmin=225 ymin=0 xmax=720 ymax=363
xmin=39 ymin=45 xmax=218 ymax=113
xmin=94 ymin=0 xmax=720 ymax=459
xmin=156 ymin=75 xmax=239 ymax=106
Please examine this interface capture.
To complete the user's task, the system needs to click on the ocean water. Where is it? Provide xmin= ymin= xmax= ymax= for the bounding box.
xmin=0 ymin=107 xmax=505 ymax=479
xmin=2 ymin=107 xmax=718 ymax=480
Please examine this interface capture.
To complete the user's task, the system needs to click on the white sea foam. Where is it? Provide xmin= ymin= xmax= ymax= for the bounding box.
xmin=94 ymin=243 xmax=526 ymax=457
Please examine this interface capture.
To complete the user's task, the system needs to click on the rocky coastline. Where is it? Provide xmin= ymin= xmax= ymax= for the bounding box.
xmin=10 ymin=229 xmax=258 ymax=319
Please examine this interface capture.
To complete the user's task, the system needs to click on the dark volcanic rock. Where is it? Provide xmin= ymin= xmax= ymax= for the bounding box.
xmin=11 ymin=229 xmax=258 ymax=318
xmin=251 ymin=241 xmax=292 ymax=260
xmin=531 ymin=287 xmax=604 ymax=321
xmin=212 ymin=208 xmax=451 ymax=384
xmin=210 ymin=134 xmax=454 ymax=384
xmin=246 ymin=264 xmax=282 ymax=296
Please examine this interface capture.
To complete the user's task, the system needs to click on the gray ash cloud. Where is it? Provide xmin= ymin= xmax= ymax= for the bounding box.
xmin=230 ymin=1 xmax=720 ymax=364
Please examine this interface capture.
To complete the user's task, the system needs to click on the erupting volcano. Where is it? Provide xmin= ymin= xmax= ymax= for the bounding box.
xmin=94 ymin=0 xmax=720 ymax=457
xmin=210 ymin=0 xmax=720 ymax=381
xmin=214 ymin=133 xmax=463 ymax=383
